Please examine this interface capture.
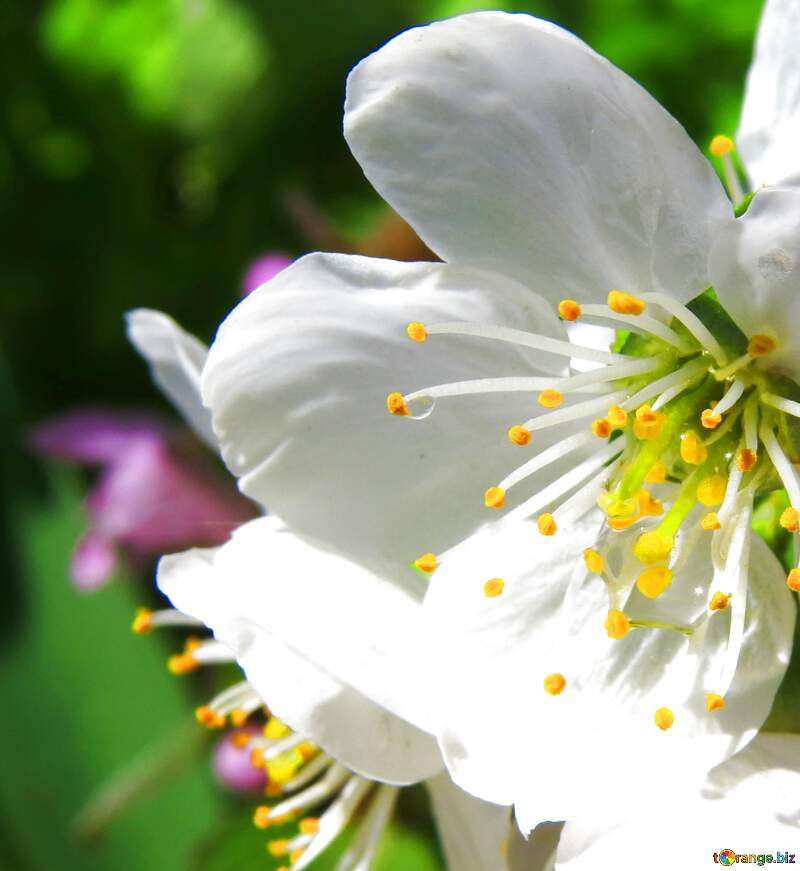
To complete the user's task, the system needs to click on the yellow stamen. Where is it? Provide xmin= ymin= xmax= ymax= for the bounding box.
xmin=701 ymin=408 xmax=722 ymax=430
xmin=268 ymin=839 xmax=289 ymax=857
xmin=537 ymin=513 xmax=557 ymax=536
xmin=290 ymin=848 xmax=306 ymax=865
xmin=697 ymin=475 xmax=726 ymax=507
xmin=787 ymin=569 xmax=800 ymax=592
xmin=680 ymin=430 xmax=707 ymax=465
xmin=583 ymin=548 xmax=604 ymax=574
xmin=538 ymin=389 xmax=563 ymax=408
xmin=406 ymin=322 xmax=427 ymax=342
xmin=705 ymin=692 xmax=725 ymax=712
xmin=299 ymin=817 xmax=320 ymax=835
xmin=636 ymin=566 xmax=673 ymax=599
xmin=605 ymin=609 xmax=630 ymax=640
xmin=230 ymin=708 xmax=248 ymax=727
xmin=645 ymin=461 xmax=667 ymax=484
xmin=607 ymin=289 xmax=645 ymax=315
xmin=231 ymin=731 xmax=251 ymax=749
xmin=168 ymin=653 xmax=198 ymax=675
xmin=654 ymin=707 xmax=674 ymax=731
xmin=591 ymin=418 xmax=611 ymax=438
xmin=737 ymin=448 xmax=757 ymax=472
xmin=709 ymin=591 xmax=731 ymax=611
xmin=264 ymin=717 xmax=290 ymax=740
xmin=701 ymin=512 xmax=721 ymax=531
xmin=632 ymin=530 xmax=674 ymax=565
xmin=253 ymin=806 xmax=271 ymax=829
xmin=386 ymin=392 xmax=408 ymax=416
xmin=558 ymin=299 xmax=582 ymax=321
xmin=747 ymin=334 xmax=777 ymax=357
xmin=508 ymin=425 xmax=531 ymax=446
xmin=484 ymin=486 xmax=506 ymax=509
xmin=195 ymin=705 xmax=225 ymax=729
xmin=607 ymin=405 xmax=628 ymax=428
xmin=483 ymin=578 xmax=504 ymax=598
xmin=709 ymin=134 xmax=734 ymax=157
xmin=633 ymin=405 xmax=666 ymax=440
xmin=780 ymin=507 xmax=799 ymax=533
xmin=543 ymin=673 xmax=566 ymax=695
xmin=414 ymin=552 xmax=438 ymax=573
xmin=132 ymin=607 xmax=152 ymax=634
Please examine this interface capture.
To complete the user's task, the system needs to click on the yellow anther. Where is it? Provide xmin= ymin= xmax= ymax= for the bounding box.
xmin=538 ymin=389 xmax=563 ymax=408
xmin=195 ymin=705 xmax=225 ymax=729
xmin=645 ymin=461 xmax=667 ymax=484
xmin=780 ymin=507 xmax=800 ymax=533
xmin=168 ymin=653 xmax=199 ymax=675
xmin=710 ymin=134 xmax=734 ymax=157
xmin=484 ymin=486 xmax=506 ymax=509
xmin=265 ymin=782 xmax=283 ymax=798
xmin=605 ymin=609 xmax=630 ymax=640
xmin=406 ymin=322 xmax=427 ymax=342
xmin=508 ymin=425 xmax=531 ymax=446
xmin=250 ymin=748 xmax=265 ymax=769
xmin=414 ymin=552 xmax=438 ymax=573
xmin=583 ymin=548 xmax=604 ymax=574
xmin=697 ymin=475 xmax=726 ymax=507
xmin=633 ymin=405 xmax=666 ymax=440
xmin=231 ymin=731 xmax=251 ymax=749
xmin=607 ymin=289 xmax=646 ymax=315
xmin=299 ymin=817 xmax=320 ymax=834
xmin=386 ymin=392 xmax=408 ymax=416
xmin=253 ymin=806 xmax=272 ymax=829
xmin=632 ymin=530 xmax=674 ymax=565
xmin=701 ymin=512 xmax=721 ymax=531
xmin=483 ymin=578 xmax=505 ymax=598
xmin=654 ymin=707 xmax=674 ymax=731
xmin=787 ymin=569 xmax=800 ymax=592
xmin=701 ymin=408 xmax=722 ymax=429
xmin=591 ymin=418 xmax=611 ymax=438
xmin=289 ymin=848 xmax=306 ymax=864
xmin=558 ymin=299 xmax=582 ymax=321
xmin=680 ymin=430 xmax=708 ymax=465
xmin=230 ymin=708 xmax=249 ymax=727
xmin=737 ymin=448 xmax=757 ymax=472
xmin=706 ymin=693 xmax=726 ymax=712
xmin=264 ymin=717 xmax=290 ymax=740
xmin=266 ymin=754 xmax=302 ymax=785
xmin=747 ymin=334 xmax=777 ymax=357
xmin=709 ymin=591 xmax=731 ymax=611
xmin=543 ymin=673 xmax=566 ymax=695
xmin=607 ymin=405 xmax=628 ymax=428
xmin=638 ymin=490 xmax=663 ymax=517
xmin=132 ymin=607 xmax=152 ymax=634
xmin=598 ymin=490 xmax=638 ymax=518
xmin=268 ymin=839 xmax=289 ymax=857
xmin=636 ymin=566 xmax=673 ymax=599
xmin=537 ymin=513 xmax=557 ymax=536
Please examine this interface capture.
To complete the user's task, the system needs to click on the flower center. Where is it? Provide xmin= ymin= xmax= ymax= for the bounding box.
xmin=389 ymin=287 xmax=800 ymax=723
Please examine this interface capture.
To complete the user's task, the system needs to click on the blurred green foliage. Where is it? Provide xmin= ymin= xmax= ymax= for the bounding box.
xmin=0 ymin=0 xmax=778 ymax=868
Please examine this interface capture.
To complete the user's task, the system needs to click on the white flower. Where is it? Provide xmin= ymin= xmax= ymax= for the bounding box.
xmin=127 ymin=310 xmax=514 ymax=871
xmin=555 ymin=733 xmax=800 ymax=869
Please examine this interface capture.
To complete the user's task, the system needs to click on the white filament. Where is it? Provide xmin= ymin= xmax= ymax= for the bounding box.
xmin=403 ymin=376 xmax=612 ymax=404
xmin=762 ymin=392 xmax=800 ymax=419
xmin=761 ymin=424 xmax=800 ymax=509
xmin=640 ymin=293 xmax=728 ymax=365
xmin=622 ymin=357 xmax=708 ymax=412
xmin=712 ymin=378 xmax=746 ymax=417
xmin=334 ymin=785 xmax=399 ymax=871
xmin=268 ymin=763 xmax=350 ymax=820
xmin=579 ymin=304 xmax=695 ymax=354
xmin=521 ymin=390 xmax=628 ymax=432
xmin=498 ymin=430 xmax=596 ymax=492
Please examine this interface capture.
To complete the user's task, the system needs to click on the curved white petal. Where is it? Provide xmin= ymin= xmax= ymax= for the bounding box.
xmin=425 ymin=771 xmax=511 ymax=871
xmin=737 ymin=0 xmax=800 ymax=188
xmin=557 ymin=734 xmax=800 ymax=870
xmin=203 ymin=252 xmax=572 ymax=574
xmin=126 ymin=309 xmax=216 ymax=447
xmin=424 ymin=515 xmax=794 ymax=826
xmin=157 ymin=517 xmax=442 ymax=784
xmin=709 ymin=179 xmax=800 ymax=380
xmin=345 ymin=12 xmax=729 ymax=305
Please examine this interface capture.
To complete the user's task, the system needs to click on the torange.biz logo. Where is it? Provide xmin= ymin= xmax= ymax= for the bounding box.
xmin=714 ymin=850 xmax=796 ymax=866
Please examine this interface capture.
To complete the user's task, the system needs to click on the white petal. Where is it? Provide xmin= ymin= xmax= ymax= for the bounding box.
xmin=157 ymin=517 xmax=442 ymax=784
xmin=425 ymin=771 xmax=511 ymax=871
xmin=126 ymin=309 xmax=216 ymax=447
xmin=345 ymin=12 xmax=729 ymax=304
xmin=558 ymin=735 xmax=800 ymax=870
xmin=424 ymin=516 xmax=794 ymax=826
xmin=202 ymin=252 xmax=571 ymax=573
xmin=737 ymin=0 xmax=800 ymax=188
xmin=709 ymin=179 xmax=800 ymax=380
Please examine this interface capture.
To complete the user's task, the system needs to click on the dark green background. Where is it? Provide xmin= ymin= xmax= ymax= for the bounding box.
xmin=0 ymin=1 xmax=773 ymax=868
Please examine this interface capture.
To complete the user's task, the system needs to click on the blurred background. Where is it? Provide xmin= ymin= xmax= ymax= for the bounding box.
xmin=0 ymin=0 xmax=778 ymax=868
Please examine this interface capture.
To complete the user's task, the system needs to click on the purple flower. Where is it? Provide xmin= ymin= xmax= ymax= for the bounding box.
xmin=240 ymin=253 xmax=293 ymax=297
xmin=212 ymin=725 xmax=266 ymax=793
xmin=30 ymin=409 xmax=256 ymax=590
